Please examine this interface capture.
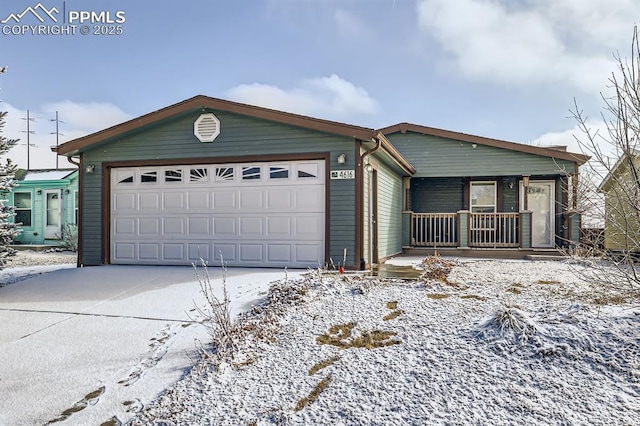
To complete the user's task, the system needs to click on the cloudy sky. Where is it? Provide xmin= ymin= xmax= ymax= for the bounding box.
xmin=0 ymin=0 xmax=638 ymax=170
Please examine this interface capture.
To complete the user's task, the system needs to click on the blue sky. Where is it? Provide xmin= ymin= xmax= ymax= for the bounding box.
xmin=0 ymin=0 xmax=638 ymax=169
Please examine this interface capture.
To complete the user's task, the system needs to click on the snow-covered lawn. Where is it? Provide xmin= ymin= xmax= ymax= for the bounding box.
xmin=131 ymin=258 xmax=640 ymax=425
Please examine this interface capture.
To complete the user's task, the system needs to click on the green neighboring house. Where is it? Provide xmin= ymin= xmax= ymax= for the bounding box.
xmin=9 ymin=169 xmax=79 ymax=245
xmin=52 ymin=95 xmax=589 ymax=269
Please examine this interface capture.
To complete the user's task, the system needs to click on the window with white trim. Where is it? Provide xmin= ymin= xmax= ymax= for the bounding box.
xmin=15 ymin=192 xmax=32 ymax=227
xmin=470 ymin=181 xmax=496 ymax=213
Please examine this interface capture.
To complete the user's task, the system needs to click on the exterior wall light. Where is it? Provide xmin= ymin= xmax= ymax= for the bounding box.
xmin=337 ymin=153 xmax=347 ymax=164
xmin=85 ymin=164 xmax=95 ymax=174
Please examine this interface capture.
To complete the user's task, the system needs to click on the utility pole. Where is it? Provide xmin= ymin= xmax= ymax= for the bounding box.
xmin=20 ymin=110 xmax=35 ymax=171
xmin=50 ymin=111 xmax=64 ymax=169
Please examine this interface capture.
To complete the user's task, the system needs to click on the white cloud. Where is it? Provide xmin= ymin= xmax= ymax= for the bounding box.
xmin=416 ymin=0 xmax=639 ymax=93
xmin=226 ymin=74 xmax=378 ymax=122
xmin=0 ymin=101 xmax=130 ymax=170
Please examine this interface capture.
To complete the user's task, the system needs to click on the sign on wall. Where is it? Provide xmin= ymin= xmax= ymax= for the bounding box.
xmin=330 ymin=170 xmax=355 ymax=180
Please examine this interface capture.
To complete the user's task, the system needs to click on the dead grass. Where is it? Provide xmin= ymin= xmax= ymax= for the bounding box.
xmin=593 ymin=295 xmax=629 ymax=305
xmin=316 ymin=323 xmax=401 ymax=349
xmin=460 ymin=294 xmax=487 ymax=301
xmin=295 ymin=374 xmax=332 ymax=411
xmin=427 ymin=293 xmax=450 ymax=300
xmin=383 ymin=310 xmax=403 ymax=321
xmin=506 ymin=287 xmax=522 ymax=294
xmin=537 ymin=279 xmax=561 ymax=285
xmin=309 ymin=356 xmax=340 ymax=376
xmin=386 ymin=301 xmax=398 ymax=310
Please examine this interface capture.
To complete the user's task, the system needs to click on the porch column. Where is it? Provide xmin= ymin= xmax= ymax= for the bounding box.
xmin=568 ymin=211 xmax=581 ymax=248
xmin=520 ymin=211 xmax=532 ymax=249
xmin=402 ymin=210 xmax=412 ymax=247
xmin=458 ymin=210 xmax=469 ymax=248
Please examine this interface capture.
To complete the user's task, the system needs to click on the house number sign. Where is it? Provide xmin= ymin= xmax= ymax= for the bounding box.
xmin=330 ymin=170 xmax=355 ymax=180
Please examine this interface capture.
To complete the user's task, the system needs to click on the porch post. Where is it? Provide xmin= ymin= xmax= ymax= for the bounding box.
xmin=520 ymin=211 xmax=532 ymax=249
xmin=568 ymin=211 xmax=581 ymax=248
xmin=458 ymin=210 xmax=469 ymax=248
xmin=402 ymin=210 xmax=413 ymax=247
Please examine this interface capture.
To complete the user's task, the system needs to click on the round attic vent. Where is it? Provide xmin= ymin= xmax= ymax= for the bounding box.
xmin=194 ymin=113 xmax=221 ymax=142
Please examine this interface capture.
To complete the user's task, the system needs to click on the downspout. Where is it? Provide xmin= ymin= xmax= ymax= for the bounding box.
xmin=360 ymin=136 xmax=381 ymax=272
xmin=67 ymin=155 xmax=82 ymax=267
xmin=67 ymin=156 xmax=80 ymax=167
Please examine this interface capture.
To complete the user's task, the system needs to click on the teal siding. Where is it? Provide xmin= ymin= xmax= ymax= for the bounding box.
xmin=80 ymin=110 xmax=359 ymax=267
xmin=411 ymin=178 xmax=463 ymax=213
xmin=376 ymin=161 xmax=403 ymax=259
xmin=10 ymin=172 xmax=79 ymax=245
xmin=387 ymin=132 xmax=576 ymax=177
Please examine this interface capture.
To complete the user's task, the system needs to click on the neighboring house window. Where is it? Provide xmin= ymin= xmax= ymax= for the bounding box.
xmin=14 ymin=192 xmax=32 ymax=226
xmin=470 ymin=181 xmax=496 ymax=213
xmin=74 ymin=191 xmax=79 ymax=224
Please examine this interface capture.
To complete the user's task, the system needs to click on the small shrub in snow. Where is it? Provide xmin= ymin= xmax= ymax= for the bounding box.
xmin=475 ymin=304 xmax=543 ymax=351
xmin=420 ymin=255 xmax=459 ymax=284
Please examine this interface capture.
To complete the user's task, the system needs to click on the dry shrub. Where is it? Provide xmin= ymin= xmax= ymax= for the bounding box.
xmin=476 ymin=304 xmax=541 ymax=348
xmin=420 ymin=255 xmax=459 ymax=284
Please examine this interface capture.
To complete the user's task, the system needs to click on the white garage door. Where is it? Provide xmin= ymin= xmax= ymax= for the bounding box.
xmin=110 ymin=160 xmax=325 ymax=267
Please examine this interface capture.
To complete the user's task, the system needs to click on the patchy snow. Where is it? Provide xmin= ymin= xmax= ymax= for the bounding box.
xmin=20 ymin=169 xmax=76 ymax=181
xmin=130 ymin=259 xmax=640 ymax=425
xmin=0 ymin=260 xmax=305 ymax=425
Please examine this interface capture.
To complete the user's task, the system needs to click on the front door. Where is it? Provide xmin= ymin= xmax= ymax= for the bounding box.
xmin=44 ymin=190 xmax=62 ymax=239
xmin=520 ymin=181 xmax=555 ymax=248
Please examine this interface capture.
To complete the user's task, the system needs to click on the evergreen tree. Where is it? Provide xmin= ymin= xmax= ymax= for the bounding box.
xmin=0 ymin=67 xmax=19 ymax=267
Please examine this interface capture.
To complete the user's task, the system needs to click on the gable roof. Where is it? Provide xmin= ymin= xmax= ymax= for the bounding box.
xmin=598 ymin=151 xmax=640 ymax=192
xmin=54 ymin=95 xmax=377 ymax=157
xmin=379 ymin=122 xmax=590 ymax=166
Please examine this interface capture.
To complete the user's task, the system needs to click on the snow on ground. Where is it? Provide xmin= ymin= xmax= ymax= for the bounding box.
xmin=131 ymin=258 xmax=640 ymax=425
xmin=0 ymin=250 xmax=76 ymax=287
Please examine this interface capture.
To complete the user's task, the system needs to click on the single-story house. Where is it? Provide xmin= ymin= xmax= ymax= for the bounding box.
xmin=8 ymin=168 xmax=79 ymax=245
xmin=53 ymin=95 xmax=589 ymax=268
xmin=598 ymin=151 xmax=640 ymax=252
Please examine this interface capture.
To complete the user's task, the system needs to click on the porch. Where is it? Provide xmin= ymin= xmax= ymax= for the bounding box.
xmin=402 ymin=211 xmax=581 ymax=254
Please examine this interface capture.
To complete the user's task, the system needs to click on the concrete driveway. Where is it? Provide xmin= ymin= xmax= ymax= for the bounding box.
xmin=0 ymin=265 xmax=298 ymax=425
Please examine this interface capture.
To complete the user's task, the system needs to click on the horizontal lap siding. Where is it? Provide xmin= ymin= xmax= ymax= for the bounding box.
xmin=376 ymin=162 xmax=403 ymax=259
xmin=411 ymin=178 xmax=464 ymax=213
xmin=387 ymin=132 xmax=576 ymax=177
xmin=80 ymin=110 xmax=358 ymax=266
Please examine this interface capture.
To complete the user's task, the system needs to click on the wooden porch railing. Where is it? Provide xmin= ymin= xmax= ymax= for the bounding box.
xmin=411 ymin=213 xmax=458 ymax=247
xmin=469 ymin=213 xmax=519 ymax=248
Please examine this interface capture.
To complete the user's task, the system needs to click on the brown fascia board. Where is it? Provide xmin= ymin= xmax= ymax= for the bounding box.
xmin=379 ymin=122 xmax=591 ymax=166
xmin=376 ymin=132 xmax=416 ymax=175
xmin=55 ymin=95 xmax=376 ymax=156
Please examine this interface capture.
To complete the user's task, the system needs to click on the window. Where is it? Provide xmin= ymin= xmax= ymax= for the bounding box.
xmin=470 ymin=181 xmax=496 ymax=213
xmin=165 ymin=169 xmax=182 ymax=183
xmin=14 ymin=192 xmax=32 ymax=227
xmin=242 ymin=166 xmax=261 ymax=180
xmin=216 ymin=167 xmax=235 ymax=182
xmin=74 ymin=191 xmax=79 ymax=224
xmin=269 ymin=166 xmax=289 ymax=179
xmin=190 ymin=168 xmax=208 ymax=182
xmin=298 ymin=163 xmax=318 ymax=179
xmin=140 ymin=171 xmax=157 ymax=183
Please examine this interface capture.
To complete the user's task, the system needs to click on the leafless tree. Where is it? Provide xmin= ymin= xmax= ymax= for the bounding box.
xmin=568 ymin=26 xmax=640 ymax=294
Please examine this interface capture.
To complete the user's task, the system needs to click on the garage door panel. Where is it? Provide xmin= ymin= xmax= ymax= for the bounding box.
xmin=163 ymin=192 xmax=184 ymax=209
xmin=214 ymin=217 xmax=236 ymax=235
xmin=240 ymin=244 xmax=263 ymax=262
xmin=163 ymin=218 xmax=184 ymax=234
xmin=267 ymin=244 xmax=292 ymax=262
xmin=214 ymin=243 xmax=237 ymax=262
xmin=212 ymin=191 xmax=236 ymax=211
xmin=188 ymin=243 xmax=211 ymax=262
xmin=112 ymin=160 xmax=325 ymax=267
xmin=139 ymin=243 xmax=160 ymax=260
xmin=139 ymin=193 xmax=159 ymax=210
xmin=188 ymin=217 xmax=210 ymax=235
xmin=139 ymin=218 xmax=159 ymax=235
xmin=114 ymin=193 xmax=136 ymax=211
xmin=163 ymin=243 xmax=184 ymax=261
xmin=239 ymin=217 xmax=263 ymax=236
xmin=115 ymin=217 xmax=136 ymax=235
